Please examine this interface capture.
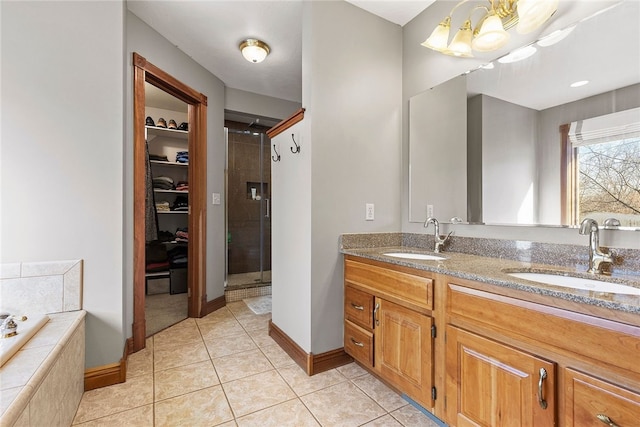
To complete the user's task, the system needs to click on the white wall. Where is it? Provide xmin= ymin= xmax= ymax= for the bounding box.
xmin=271 ymin=122 xmax=312 ymax=352
xmin=225 ymin=88 xmax=301 ymax=122
xmin=409 ymin=75 xmax=467 ymax=223
xmin=125 ymin=12 xmax=227 ymax=336
xmin=482 ymin=96 xmax=537 ymax=224
xmin=305 ymin=1 xmax=403 ymax=353
xmin=1 ymin=1 xmax=126 ymax=367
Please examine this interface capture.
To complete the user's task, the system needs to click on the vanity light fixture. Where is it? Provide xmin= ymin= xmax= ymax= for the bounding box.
xmin=239 ymin=38 xmax=270 ymax=63
xmin=422 ymin=0 xmax=559 ymax=58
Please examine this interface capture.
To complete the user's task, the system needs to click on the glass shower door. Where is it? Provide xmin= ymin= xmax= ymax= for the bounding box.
xmin=225 ymin=128 xmax=271 ymax=288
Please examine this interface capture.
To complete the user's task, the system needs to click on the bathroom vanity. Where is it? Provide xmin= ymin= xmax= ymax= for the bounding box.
xmin=342 ymin=247 xmax=640 ymax=427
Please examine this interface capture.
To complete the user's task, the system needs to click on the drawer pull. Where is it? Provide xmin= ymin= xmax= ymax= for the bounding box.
xmin=350 ymin=338 xmax=364 ymax=347
xmin=537 ymin=368 xmax=548 ymax=409
xmin=596 ymin=414 xmax=619 ymax=427
xmin=350 ymin=303 xmax=364 ymax=311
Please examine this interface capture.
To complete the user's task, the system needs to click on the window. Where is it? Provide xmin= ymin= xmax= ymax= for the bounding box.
xmin=562 ymin=108 xmax=640 ymax=227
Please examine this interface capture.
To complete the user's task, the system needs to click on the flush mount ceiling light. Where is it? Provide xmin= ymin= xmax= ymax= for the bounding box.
xmin=239 ymin=38 xmax=270 ymax=63
xmin=421 ymin=0 xmax=558 ymax=58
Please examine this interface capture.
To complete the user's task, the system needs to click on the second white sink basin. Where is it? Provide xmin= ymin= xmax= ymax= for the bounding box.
xmin=508 ymin=272 xmax=640 ymax=295
xmin=383 ymin=252 xmax=446 ymax=261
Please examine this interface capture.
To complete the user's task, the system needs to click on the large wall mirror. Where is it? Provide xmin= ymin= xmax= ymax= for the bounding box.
xmin=409 ymin=1 xmax=640 ymax=229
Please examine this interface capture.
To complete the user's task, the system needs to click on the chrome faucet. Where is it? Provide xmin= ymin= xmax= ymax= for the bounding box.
xmin=579 ymin=218 xmax=616 ymax=274
xmin=1 ymin=315 xmax=18 ymax=338
xmin=424 ymin=217 xmax=452 ymax=253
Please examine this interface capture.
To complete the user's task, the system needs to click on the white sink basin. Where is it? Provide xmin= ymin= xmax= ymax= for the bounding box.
xmin=383 ymin=252 xmax=446 ymax=261
xmin=508 ymin=272 xmax=640 ymax=295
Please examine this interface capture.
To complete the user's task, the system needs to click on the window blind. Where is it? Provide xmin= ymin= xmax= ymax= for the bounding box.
xmin=568 ymin=107 xmax=640 ymax=147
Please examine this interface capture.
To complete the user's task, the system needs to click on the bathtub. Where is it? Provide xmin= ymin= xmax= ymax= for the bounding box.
xmin=0 ymin=311 xmax=85 ymax=426
xmin=0 ymin=260 xmax=85 ymax=426
xmin=0 ymin=314 xmax=50 ymax=367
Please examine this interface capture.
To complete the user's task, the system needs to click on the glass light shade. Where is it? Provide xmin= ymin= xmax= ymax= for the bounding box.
xmin=445 ymin=19 xmax=474 ymax=58
xmin=516 ymin=0 xmax=559 ymax=34
xmin=472 ymin=14 xmax=510 ymax=52
xmin=421 ymin=17 xmax=451 ymax=52
xmin=239 ymin=39 xmax=270 ymax=63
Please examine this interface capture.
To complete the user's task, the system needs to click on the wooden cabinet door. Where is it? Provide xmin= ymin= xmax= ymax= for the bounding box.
xmin=374 ymin=297 xmax=433 ymax=408
xmin=445 ymin=326 xmax=556 ymax=427
xmin=565 ymin=368 xmax=640 ymax=426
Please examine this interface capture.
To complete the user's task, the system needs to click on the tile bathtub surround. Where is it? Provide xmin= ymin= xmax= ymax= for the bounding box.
xmin=72 ymin=301 xmax=441 ymax=427
xmin=0 ymin=260 xmax=83 ymax=314
xmin=340 ymin=233 xmax=640 ymax=277
xmin=0 ymin=311 xmax=86 ymax=427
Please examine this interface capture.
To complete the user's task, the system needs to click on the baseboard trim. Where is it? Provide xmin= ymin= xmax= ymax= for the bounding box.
xmin=310 ymin=347 xmax=353 ymax=376
xmin=201 ymin=294 xmax=226 ymax=317
xmin=84 ymin=338 xmax=131 ymax=391
xmin=269 ymin=321 xmax=352 ymax=376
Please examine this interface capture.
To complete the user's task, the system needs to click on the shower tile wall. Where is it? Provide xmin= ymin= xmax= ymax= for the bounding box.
xmin=227 ymin=125 xmax=272 ymax=275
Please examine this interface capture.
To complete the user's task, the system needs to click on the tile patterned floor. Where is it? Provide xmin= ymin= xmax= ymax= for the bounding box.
xmin=72 ymin=301 xmax=441 ymax=427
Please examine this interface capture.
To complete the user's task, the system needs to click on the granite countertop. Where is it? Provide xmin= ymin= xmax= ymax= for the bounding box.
xmin=341 ymin=246 xmax=640 ymax=316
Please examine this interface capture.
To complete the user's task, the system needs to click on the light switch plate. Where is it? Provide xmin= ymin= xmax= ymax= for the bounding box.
xmin=212 ymin=193 xmax=221 ymax=205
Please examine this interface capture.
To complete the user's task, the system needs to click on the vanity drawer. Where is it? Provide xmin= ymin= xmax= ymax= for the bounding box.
xmin=565 ymin=368 xmax=640 ymax=426
xmin=345 ymin=259 xmax=433 ymax=310
xmin=345 ymin=285 xmax=374 ymax=329
xmin=344 ymin=320 xmax=374 ymax=367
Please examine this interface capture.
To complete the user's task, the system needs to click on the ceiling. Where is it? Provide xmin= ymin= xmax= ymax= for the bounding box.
xmin=131 ymin=1 xmax=638 ymax=117
xmin=127 ymin=0 xmax=434 ymax=107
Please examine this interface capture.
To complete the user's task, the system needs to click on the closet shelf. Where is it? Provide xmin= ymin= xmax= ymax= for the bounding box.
xmin=157 ymin=211 xmax=189 ymax=215
xmin=146 ymin=125 xmax=188 ymax=140
xmin=150 ymin=160 xmax=189 ymax=167
xmin=154 ymin=189 xmax=189 ymax=194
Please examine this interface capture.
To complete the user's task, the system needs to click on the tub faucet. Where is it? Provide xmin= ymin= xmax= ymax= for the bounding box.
xmin=1 ymin=316 xmax=18 ymax=338
xmin=579 ymin=218 xmax=616 ymax=274
xmin=424 ymin=217 xmax=452 ymax=253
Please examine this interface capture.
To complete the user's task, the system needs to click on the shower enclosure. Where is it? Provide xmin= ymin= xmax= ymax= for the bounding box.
xmin=225 ymin=126 xmax=272 ymax=288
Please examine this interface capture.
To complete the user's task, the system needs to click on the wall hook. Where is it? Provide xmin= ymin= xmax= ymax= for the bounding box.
xmin=290 ymin=133 xmax=300 ymax=154
xmin=272 ymin=144 xmax=281 ymax=162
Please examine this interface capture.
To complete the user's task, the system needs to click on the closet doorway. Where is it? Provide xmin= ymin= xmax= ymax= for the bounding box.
xmin=144 ymin=83 xmax=189 ymax=337
xmin=133 ymin=53 xmax=207 ymax=352
xmin=225 ymin=115 xmax=278 ymax=292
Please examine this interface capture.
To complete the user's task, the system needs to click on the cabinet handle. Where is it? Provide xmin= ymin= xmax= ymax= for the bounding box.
xmin=350 ymin=303 xmax=364 ymax=311
xmin=537 ymin=368 xmax=548 ymax=409
xmin=373 ymin=303 xmax=380 ymax=326
xmin=350 ymin=338 xmax=364 ymax=347
xmin=596 ymin=414 xmax=619 ymax=427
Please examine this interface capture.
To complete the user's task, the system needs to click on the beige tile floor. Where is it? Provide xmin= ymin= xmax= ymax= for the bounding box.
xmin=72 ymin=301 xmax=441 ymax=427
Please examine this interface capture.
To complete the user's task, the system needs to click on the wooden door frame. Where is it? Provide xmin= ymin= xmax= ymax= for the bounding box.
xmin=132 ymin=52 xmax=207 ymax=352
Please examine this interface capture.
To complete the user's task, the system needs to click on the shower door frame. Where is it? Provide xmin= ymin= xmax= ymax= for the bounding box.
xmin=225 ymin=127 xmax=272 ymax=287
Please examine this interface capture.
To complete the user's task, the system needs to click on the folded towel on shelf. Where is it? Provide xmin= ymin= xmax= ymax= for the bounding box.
xmin=149 ymin=154 xmax=169 ymax=162
xmin=176 ymin=151 xmax=189 ymax=164
xmin=155 ymin=201 xmax=170 ymax=212
xmin=175 ymin=181 xmax=189 ymax=191
xmin=172 ymin=195 xmax=188 ymax=211
xmin=153 ymin=176 xmax=175 ymax=190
